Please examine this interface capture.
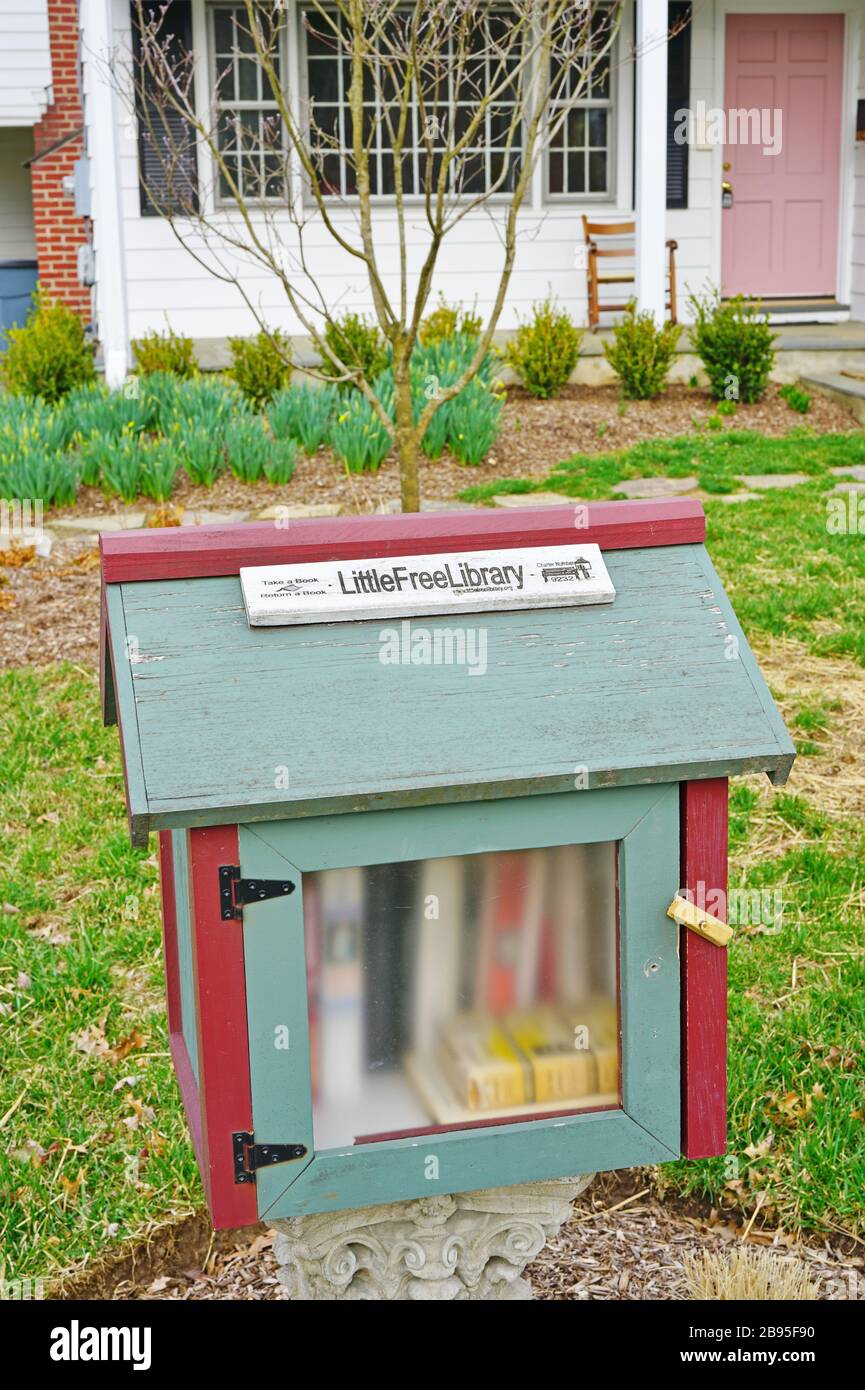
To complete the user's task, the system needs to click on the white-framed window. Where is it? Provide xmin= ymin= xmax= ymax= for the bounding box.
xmin=209 ymin=1 xmax=288 ymax=202
xmin=546 ymin=5 xmax=617 ymax=200
xmin=203 ymin=1 xmax=620 ymax=208
xmin=301 ymin=5 xmax=525 ymax=200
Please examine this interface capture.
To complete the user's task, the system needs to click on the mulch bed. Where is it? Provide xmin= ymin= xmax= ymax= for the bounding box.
xmin=51 ymin=1173 xmax=862 ymax=1302
xmin=32 ymin=382 xmax=860 ymax=522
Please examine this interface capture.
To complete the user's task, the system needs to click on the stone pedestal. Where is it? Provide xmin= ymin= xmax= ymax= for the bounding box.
xmin=270 ymin=1174 xmax=594 ymax=1301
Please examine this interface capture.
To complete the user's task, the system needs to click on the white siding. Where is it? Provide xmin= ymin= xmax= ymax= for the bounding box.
xmin=0 ymin=2 xmax=52 ymax=127
xmin=0 ymin=127 xmax=36 ymax=259
xmin=850 ymin=12 xmax=865 ymax=318
xmin=100 ymin=0 xmax=693 ymax=346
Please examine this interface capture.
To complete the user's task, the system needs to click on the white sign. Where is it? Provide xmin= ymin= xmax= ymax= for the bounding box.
xmin=240 ymin=544 xmax=615 ymax=627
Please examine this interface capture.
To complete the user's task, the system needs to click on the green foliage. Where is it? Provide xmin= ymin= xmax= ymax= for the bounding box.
xmin=227 ymin=330 xmax=292 ymax=406
xmin=131 ymin=329 xmax=198 ymax=379
xmin=0 ymin=447 xmax=80 ymax=508
xmin=418 ymin=295 xmax=483 ymax=347
xmin=780 ymin=382 xmax=812 ymax=415
xmin=176 ymin=422 xmax=226 ymax=487
xmin=173 ymin=375 xmax=246 ymax=433
xmin=138 ymin=438 xmax=179 ymax=502
xmin=689 ymin=289 xmax=776 ymax=404
xmin=262 ymin=437 xmax=298 ymax=484
xmin=224 ymin=418 xmax=270 ymax=481
xmin=330 ymin=381 xmax=393 ymax=472
xmin=267 ymin=383 xmax=337 ymax=453
xmin=504 ymin=299 xmax=582 ymax=399
xmin=319 ymin=312 xmax=389 ymax=387
xmin=99 ymin=435 xmax=142 ymax=503
xmin=717 ymin=398 xmax=738 ymax=417
xmin=603 ymin=301 xmax=681 ymax=400
xmin=447 ymin=378 xmax=504 ymax=465
xmin=419 ymin=398 xmax=452 ymax=460
xmin=1 ymin=289 xmax=96 ymax=402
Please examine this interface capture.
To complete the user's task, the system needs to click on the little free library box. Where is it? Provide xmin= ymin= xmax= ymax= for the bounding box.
xmin=99 ymin=500 xmax=794 ymax=1230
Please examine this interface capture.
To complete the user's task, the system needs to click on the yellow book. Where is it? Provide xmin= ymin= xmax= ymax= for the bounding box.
xmin=439 ymin=1013 xmax=529 ymax=1111
xmin=560 ymin=998 xmax=619 ymax=1095
xmin=506 ymin=1007 xmax=598 ymax=1103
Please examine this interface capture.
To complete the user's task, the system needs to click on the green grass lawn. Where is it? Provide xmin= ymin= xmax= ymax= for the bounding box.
xmin=2 ymin=428 xmax=864 ymax=1283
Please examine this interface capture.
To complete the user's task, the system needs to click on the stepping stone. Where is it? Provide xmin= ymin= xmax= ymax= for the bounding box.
xmin=738 ymin=473 xmax=810 ymax=490
xmin=420 ymin=500 xmax=481 ymax=512
xmin=50 ymin=512 xmax=147 ymax=533
xmin=252 ymin=503 xmax=341 ymax=520
xmin=491 ymin=491 xmax=572 ymax=508
xmin=183 ymin=508 xmax=252 ymax=525
xmin=829 ymin=466 xmax=865 ymax=481
xmin=613 ymin=476 xmax=698 ymax=500
xmin=830 ymin=481 xmax=865 ymax=494
xmin=718 ymin=492 xmax=763 ymax=504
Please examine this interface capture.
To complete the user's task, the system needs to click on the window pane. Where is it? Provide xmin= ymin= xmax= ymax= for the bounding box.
xmin=304 ymin=844 xmax=619 ymax=1150
xmin=588 ymin=149 xmax=607 ymax=192
xmin=588 ymin=108 xmax=607 ymax=147
xmin=568 ymin=150 xmax=586 ymax=193
xmin=548 ymin=149 xmax=563 ymax=194
xmin=308 ymin=58 xmax=339 ymax=104
xmin=213 ymin=8 xmax=234 ymax=56
xmin=237 ymin=56 xmax=259 ymax=102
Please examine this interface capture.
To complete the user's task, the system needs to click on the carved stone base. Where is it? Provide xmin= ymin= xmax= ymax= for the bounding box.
xmin=270 ymin=1174 xmax=594 ymax=1300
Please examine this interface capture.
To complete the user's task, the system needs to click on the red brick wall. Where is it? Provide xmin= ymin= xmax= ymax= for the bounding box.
xmin=31 ymin=0 xmax=91 ymax=318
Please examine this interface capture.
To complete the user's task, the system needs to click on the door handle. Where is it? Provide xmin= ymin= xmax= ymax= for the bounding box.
xmin=722 ymin=180 xmax=734 ymax=210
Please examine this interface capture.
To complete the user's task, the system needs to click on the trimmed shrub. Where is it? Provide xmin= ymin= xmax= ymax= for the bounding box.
xmin=603 ymin=301 xmax=681 ymax=400
xmin=1 ymin=289 xmax=96 ymax=402
xmin=419 ymin=296 xmax=483 ymax=347
xmin=131 ymin=329 xmax=198 ymax=378
xmin=689 ymin=289 xmax=776 ymax=404
xmin=504 ymin=299 xmax=582 ymax=399
xmin=319 ymin=313 xmax=389 ymax=387
xmin=228 ymin=330 xmax=292 ymax=406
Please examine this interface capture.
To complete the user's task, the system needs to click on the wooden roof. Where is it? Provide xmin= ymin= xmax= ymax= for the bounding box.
xmin=100 ymin=502 xmax=793 ymax=846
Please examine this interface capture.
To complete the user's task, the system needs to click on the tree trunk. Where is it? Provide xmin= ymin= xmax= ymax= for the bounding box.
xmin=394 ymin=369 xmax=420 ymax=513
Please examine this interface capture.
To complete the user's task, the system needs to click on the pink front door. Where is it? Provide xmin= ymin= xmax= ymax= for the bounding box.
xmin=722 ymin=13 xmax=844 ymax=298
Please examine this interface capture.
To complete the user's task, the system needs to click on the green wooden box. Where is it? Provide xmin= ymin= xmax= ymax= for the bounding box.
xmin=100 ymin=501 xmax=793 ymax=1228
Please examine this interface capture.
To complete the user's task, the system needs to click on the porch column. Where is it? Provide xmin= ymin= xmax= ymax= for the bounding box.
xmin=80 ymin=0 xmax=130 ymax=388
xmin=634 ymin=0 xmax=669 ymax=321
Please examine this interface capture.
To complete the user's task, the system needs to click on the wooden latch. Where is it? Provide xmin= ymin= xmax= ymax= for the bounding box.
xmin=667 ymin=895 xmax=733 ymax=948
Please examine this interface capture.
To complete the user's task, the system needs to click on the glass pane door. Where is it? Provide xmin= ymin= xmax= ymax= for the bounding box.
xmin=303 ymin=843 xmax=619 ymax=1150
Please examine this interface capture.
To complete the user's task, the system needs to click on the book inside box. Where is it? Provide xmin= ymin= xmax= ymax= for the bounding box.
xmin=304 ymin=844 xmax=620 ymax=1150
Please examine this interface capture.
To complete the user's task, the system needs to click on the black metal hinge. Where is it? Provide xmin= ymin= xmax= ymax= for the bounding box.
xmin=232 ymin=1130 xmax=307 ymax=1184
xmin=219 ymin=864 xmax=295 ymax=920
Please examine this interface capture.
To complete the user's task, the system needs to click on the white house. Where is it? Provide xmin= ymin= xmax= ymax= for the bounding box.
xmin=25 ymin=3 xmax=865 ymax=384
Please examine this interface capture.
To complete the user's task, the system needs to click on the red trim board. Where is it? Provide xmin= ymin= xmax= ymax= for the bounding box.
xmin=680 ymin=779 xmax=729 ymax=1159
xmin=188 ymin=824 xmax=258 ymax=1228
xmin=100 ymin=499 xmax=706 ymax=584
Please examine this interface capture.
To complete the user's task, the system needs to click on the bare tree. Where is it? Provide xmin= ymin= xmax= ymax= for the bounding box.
xmin=126 ymin=1 xmax=624 ymax=511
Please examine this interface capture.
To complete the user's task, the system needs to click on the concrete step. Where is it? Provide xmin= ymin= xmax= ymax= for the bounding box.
xmin=801 ymin=372 xmax=865 ymax=425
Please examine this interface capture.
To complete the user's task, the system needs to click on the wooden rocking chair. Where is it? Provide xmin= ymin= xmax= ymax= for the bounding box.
xmin=582 ymin=216 xmax=678 ymax=328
